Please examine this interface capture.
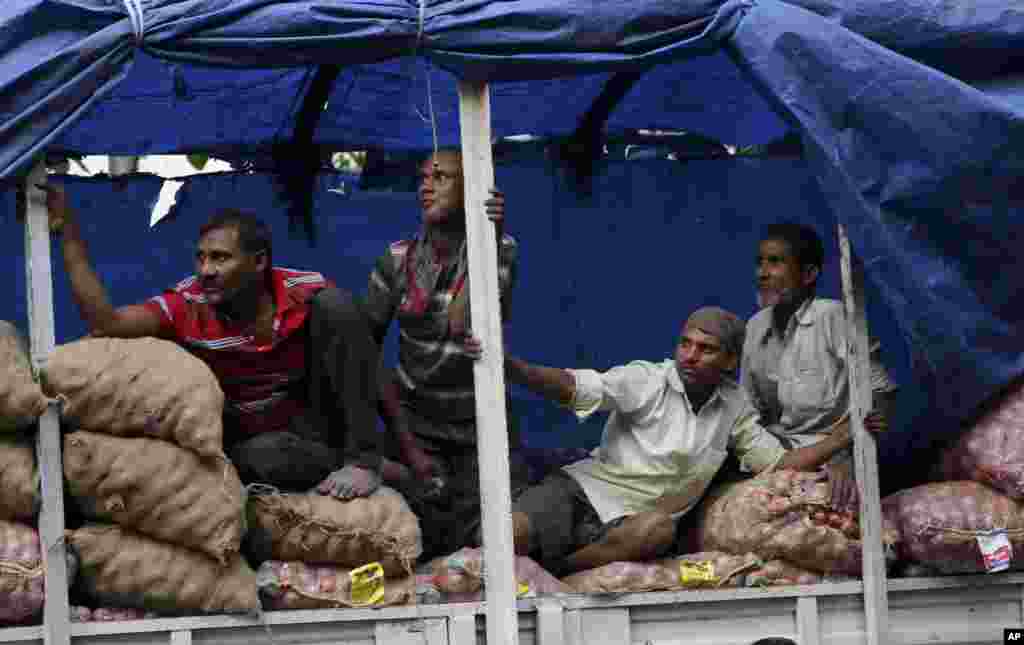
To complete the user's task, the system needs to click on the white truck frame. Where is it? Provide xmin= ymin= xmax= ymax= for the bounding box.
xmin=1 ymin=575 xmax=1022 ymax=645
xmin=9 ymin=81 xmax=1019 ymax=645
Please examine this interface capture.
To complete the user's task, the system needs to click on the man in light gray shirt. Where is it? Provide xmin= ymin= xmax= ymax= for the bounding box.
xmin=742 ymin=222 xmax=896 ymax=509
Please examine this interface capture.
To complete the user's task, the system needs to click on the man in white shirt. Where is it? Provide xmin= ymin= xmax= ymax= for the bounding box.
xmin=499 ymin=307 xmax=858 ymax=576
xmin=743 ymin=222 xmax=895 ymax=510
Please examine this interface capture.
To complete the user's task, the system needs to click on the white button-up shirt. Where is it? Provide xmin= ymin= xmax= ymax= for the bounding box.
xmin=741 ymin=298 xmax=897 ymax=452
xmin=561 ymin=359 xmax=785 ymax=524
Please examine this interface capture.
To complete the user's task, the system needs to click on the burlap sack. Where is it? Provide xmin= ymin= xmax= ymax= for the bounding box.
xmin=257 ymin=561 xmax=415 ymax=610
xmin=934 ymin=381 xmax=1024 ymax=499
xmin=68 ymin=524 xmax=259 ymax=614
xmin=0 ymin=520 xmax=41 ymax=568
xmin=0 ymin=520 xmax=44 ymax=624
xmin=0 ymin=322 xmax=47 ymax=433
xmin=41 ymin=338 xmax=224 ymax=457
xmin=64 ymin=431 xmax=244 ymax=564
xmin=882 ymin=481 xmax=1024 ymax=574
xmin=0 ymin=434 xmax=39 ymax=521
xmin=248 ymin=487 xmax=421 ymax=577
xmin=560 ymin=551 xmax=762 ymax=594
xmin=695 ymin=469 xmax=900 ymax=575
xmin=745 ymin=560 xmax=857 ymax=587
xmin=420 ymin=548 xmax=570 ymax=603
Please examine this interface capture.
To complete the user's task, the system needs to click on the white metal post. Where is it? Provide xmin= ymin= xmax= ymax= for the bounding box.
xmin=457 ymin=79 xmax=519 ymax=645
xmin=837 ymin=224 xmax=888 ymax=645
xmin=24 ymin=162 xmax=71 ymax=645
xmin=796 ymin=596 xmax=821 ymax=645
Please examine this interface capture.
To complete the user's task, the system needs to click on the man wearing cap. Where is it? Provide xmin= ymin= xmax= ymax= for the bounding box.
xmin=495 ymin=307 xmax=855 ymax=576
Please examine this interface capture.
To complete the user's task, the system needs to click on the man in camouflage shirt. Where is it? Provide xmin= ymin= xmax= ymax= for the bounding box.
xmin=344 ymin=149 xmax=526 ymax=560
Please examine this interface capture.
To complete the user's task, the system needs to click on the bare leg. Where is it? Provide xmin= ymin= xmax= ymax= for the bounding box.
xmin=563 ymin=511 xmax=675 ymax=574
xmin=512 ymin=511 xmax=531 ymax=556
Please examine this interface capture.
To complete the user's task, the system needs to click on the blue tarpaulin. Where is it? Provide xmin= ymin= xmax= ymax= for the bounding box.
xmin=1 ymin=0 xmax=1024 ymax=465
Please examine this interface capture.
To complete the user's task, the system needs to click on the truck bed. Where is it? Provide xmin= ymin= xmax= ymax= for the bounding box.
xmin=2 ymin=573 xmax=1020 ymax=645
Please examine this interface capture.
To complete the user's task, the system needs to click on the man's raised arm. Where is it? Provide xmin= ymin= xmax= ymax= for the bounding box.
xmin=44 ymin=185 xmax=165 ymax=339
xmin=505 ymin=355 xmax=575 ymax=407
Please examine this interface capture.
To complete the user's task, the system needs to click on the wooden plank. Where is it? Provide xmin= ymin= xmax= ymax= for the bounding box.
xmin=536 ymin=601 xmax=565 ymax=645
xmin=456 ymin=79 xmax=518 ymax=645
xmin=796 ymin=597 xmax=820 ymax=645
xmin=837 ymin=223 xmax=889 ymax=645
xmin=449 ymin=614 xmax=478 ymax=645
xmin=24 ymin=162 xmax=71 ymax=645
xmin=169 ymin=631 xmax=192 ymax=645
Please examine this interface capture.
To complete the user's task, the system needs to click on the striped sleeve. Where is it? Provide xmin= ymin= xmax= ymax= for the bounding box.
xmin=142 ymin=291 xmax=185 ymax=339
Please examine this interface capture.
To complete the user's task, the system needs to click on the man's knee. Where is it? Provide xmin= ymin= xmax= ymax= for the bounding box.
xmin=512 ymin=511 xmax=531 ymax=556
xmin=311 ymin=287 xmax=364 ymax=331
xmin=229 ymin=431 xmax=337 ymax=489
xmin=229 ymin=432 xmax=293 ymax=476
xmin=469 ymin=512 xmax=531 ymax=555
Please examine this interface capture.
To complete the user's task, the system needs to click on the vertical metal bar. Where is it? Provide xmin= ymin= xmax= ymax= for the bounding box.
xmin=837 ymin=223 xmax=889 ymax=645
xmin=424 ymin=618 xmax=450 ymax=645
xmin=563 ymin=609 xmax=583 ymax=645
xmin=1020 ymin=584 xmax=1024 ymax=625
xmin=796 ymin=596 xmax=821 ymax=645
xmin=449 ymin=614 xmax=479 ymax=645
xmin=24 ymin=162 xmax=71 ymax=645
xmin=457 ymin=79 xmax=518 ymax=645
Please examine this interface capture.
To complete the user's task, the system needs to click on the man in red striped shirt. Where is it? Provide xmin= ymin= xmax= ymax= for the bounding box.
xmin=46 ymin=186 xmax=382 ymax=495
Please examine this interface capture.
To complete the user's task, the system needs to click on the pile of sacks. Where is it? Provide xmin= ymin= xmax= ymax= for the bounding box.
xmin=43 ymin=337 xmax=258 ymax=616
xmin=559 ymin=550 xmax=853 ymax=594
xmin=250 ymin=485 xmax=423 ymax=610
xmin=551 ymin=467 xmax=888 ymax=594
xmin=687 ymin=379 xmax=1024 ymax=582
xmin=882 ymin=380 xmax=1024 ymax=576
xmin=0 ymin=322 xmax=49 ymax=625
xmin=694 ymin=468 xmax=896 ymax=580
xmin=4 ymin=332 xmax=434 ymax=618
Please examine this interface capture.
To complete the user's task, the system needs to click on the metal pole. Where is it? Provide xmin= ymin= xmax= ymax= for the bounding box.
xmin=457 ymin=79 xmax=519 ymax=645
xmin=837 ymin=223 xmax=889 ymax=645
xmin=24 ymin=161 xmax=71 ymax=645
